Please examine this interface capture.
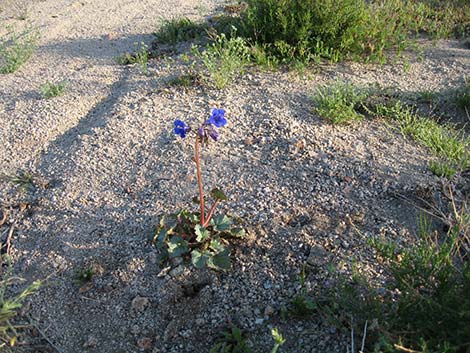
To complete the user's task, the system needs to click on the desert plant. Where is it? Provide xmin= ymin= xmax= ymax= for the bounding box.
xmin=153 ymin=109 xmax=245 ymax=271
xmin=270 ymin=328 xmax=285 ymax=353
xmin=312 ymin=81 xmax=368 ymax=125
xmin=40 ymin=81 xmax=67 ymax=99
xmin=74 ymin=266 xmax=95 ymax=285
xmin=0 ymin=255 xmax=41 ymax=348
xmin=316 ymin=215 xmax=470 ymax=353
xmin=240 ymin=0 xmax=470 ymax=63
xmin=0 ymin=27 xmax=39 ymax=74
xmin=455 ymin=77 xmax=470 ymax=112
xmin=192 ymin=29 xmax=251 ymax=89
xmin=372 ymin=100 xmax=470 ymax=170
xmin=429 ymin=160 xmax=456 ymax=179
xmin=117 ymin=42 xmax=149 ymax=74
xmin=0 ymin=171 xmax=35 ymax=192
xmin=155 ymin=17 xmax=208 ymax=44
xmin=210 ymin=326 xmax=253 ymax=353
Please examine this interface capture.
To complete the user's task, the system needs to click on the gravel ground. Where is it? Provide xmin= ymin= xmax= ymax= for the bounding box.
xmin=0 ymin=1 xmax=469 ymax=352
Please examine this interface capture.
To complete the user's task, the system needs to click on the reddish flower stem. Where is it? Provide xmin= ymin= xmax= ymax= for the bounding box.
xmin=195 ymin=136 xmax=205 ymax=225
xmin=203 ymin=200 xmax=220 ymax=228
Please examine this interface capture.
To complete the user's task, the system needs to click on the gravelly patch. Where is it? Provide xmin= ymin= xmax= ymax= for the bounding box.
xmin=1 ymin=0 xmax=469 ymax=352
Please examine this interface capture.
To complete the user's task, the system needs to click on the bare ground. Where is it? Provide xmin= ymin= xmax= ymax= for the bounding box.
xmin=0 ymin=0 xmax=469 ymax=352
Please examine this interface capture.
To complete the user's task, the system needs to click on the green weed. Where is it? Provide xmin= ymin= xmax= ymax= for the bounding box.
xmin=0 ymin=27 xmax=39 ymax=74
xmin=117 ymin=42 xmax=149 ymax=74
xmin=0 ymin=171 xmax=35 ymax=192
xmin=373 ymin=101 xmax=470 ymax=169
xmin=155 ymin=17 xmax=208 ymax=45
xmin=209 ymin=326 xmax=253 ymax=353
xmin=249 ymin=44 xmax=279 ymax=71
xmin=74 ymin=266 xmax=95 ymax=285
xmin=316 ymin=214 xmax=470 ymax=352
xmin=209 ymin=326 xmax=286 ymax=353
xmin=417 ymin=89 xmax=437 ymax=105
xmin=289 ymin=265 xmax=317 ymax=318
xmin=0 ymin=255 xmax=41 ymax=348
xmin=455 ymin=77 xmax=470 ymax=112
xmin=40 ymin=81 xmax=67 ymax=99
xmin=270 ymin=328 xmax=285 ymax=353
xmin=312 ymin=82 xmax=368 ymax=125
xmin=429 ymin=160 xmax=457 ymax=178
xmin=191 ymin=31 xmax=251 ymax=89
xmin=168 ymin=72 xmax=202 ymax=88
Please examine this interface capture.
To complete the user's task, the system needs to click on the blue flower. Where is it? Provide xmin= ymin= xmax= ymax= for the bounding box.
xmin=207 ymin=125 xmax=219 ymax=141
xmin=174 ymin=119 xmax=190 ymax=138
xmin=206 ymin=108 xmax=227 ymax=128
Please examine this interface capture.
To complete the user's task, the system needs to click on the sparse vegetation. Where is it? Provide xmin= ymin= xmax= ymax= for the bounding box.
xmin=40 ymin=81 xmax=67 ymax=99
xmin=289 ymin=265 xmax=317 ymax=318
xmin=209 ymin=326 xmax=252 ymax=353
xmin=0 ymin=255 xmax=41 ymax=348
xmin=191 ymin=31 xmax=251 ymax=89
xmin=117 ymin=42 xmax=149 ymax=74
xmin=455 ymin=77 xmax=470 ymax=112
xmin=372 ymin=100 xmax=470 ymax=170
xmin=74 ymin=266 xmax=95 ymax=285
xmin=209 ymin=326 xmax=286 ymax=353
xmin=168 ymin=72 xmax=202 ymax=88
xmin=429 ymin=160 xmax=457 ymax=178
xmin=311 ymin=82 xmax=368 ymax=125
xmin=155 ymin=17 xmax=208 ymax=45
xmin=307 ymin=210 xmax=470 ymax=353
xmin=0 ymin=171 xmax=35 ymax=192
xmin=0 ymin=27 xmax=39 ymax=74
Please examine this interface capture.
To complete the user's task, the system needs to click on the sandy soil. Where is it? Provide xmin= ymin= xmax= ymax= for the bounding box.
xmin=0 ymin=0 xmax=469 ymax=352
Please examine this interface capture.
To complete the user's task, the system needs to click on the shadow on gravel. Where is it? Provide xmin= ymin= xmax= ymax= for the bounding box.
xmin=38 ymin=33 xmax=156 ymax=64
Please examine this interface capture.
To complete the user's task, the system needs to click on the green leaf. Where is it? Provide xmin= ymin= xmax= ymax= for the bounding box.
xmin=210 ymin=188 xmax=228 ymax=201
xmin=187 ymin=212 xmax=200 ymax=224
xmin=159 ymin=214 xmax=177 ymax=232
xmin=209 ymin=238 xmax=226 ymax=253
xmin=154 ymin=228 xmax=168 ymax=248
xmin=207 ymin=253 xmax=231 ymax=270
xmin=191 ymin=249 xmax=209 ymax=268
xmin=167 ymin=236 xmax=189 ymax=258
xmin=230 ymin=227 xmax=245 ymax=238
xmin=156 ymin=251 xmax=169 ymax=265
xmin=212 ymin=214 xmax=232 ymax=232
xmin=195 ymin=224 xmax=211 ymax=242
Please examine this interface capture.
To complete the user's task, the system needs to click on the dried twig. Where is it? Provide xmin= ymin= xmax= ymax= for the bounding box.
xmin=27 ymin=317 xmax=64 ymax=353
xmin=360 ymin=320 xmax=368 ymax=353
xmin=393 ymin=343 xmax=420 ymax=353
xmin=0 ymin=208 xmax=7 ymax=227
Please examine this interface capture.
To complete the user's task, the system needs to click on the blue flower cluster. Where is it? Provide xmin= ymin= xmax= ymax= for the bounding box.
xmin=174 ymin=108 xmax=227 ymax=140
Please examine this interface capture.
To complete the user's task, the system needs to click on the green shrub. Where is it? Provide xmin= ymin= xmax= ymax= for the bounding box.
xmin=240 ymin=0 xmax=470 ymax=63
xmin=0 ymin=27 xmax=39 ymax=74
xmin=40 ymin=81 xmax=67 ymax=99
xmin=317 ymin=220 xmax=470 ymax=353
xmin=155 ymin=17 xmax=208 ymax=44
xmin=191 ymin=31 xmax=251 ymax=89
xmin=312 ymin=82 xmax=368 ymax=125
